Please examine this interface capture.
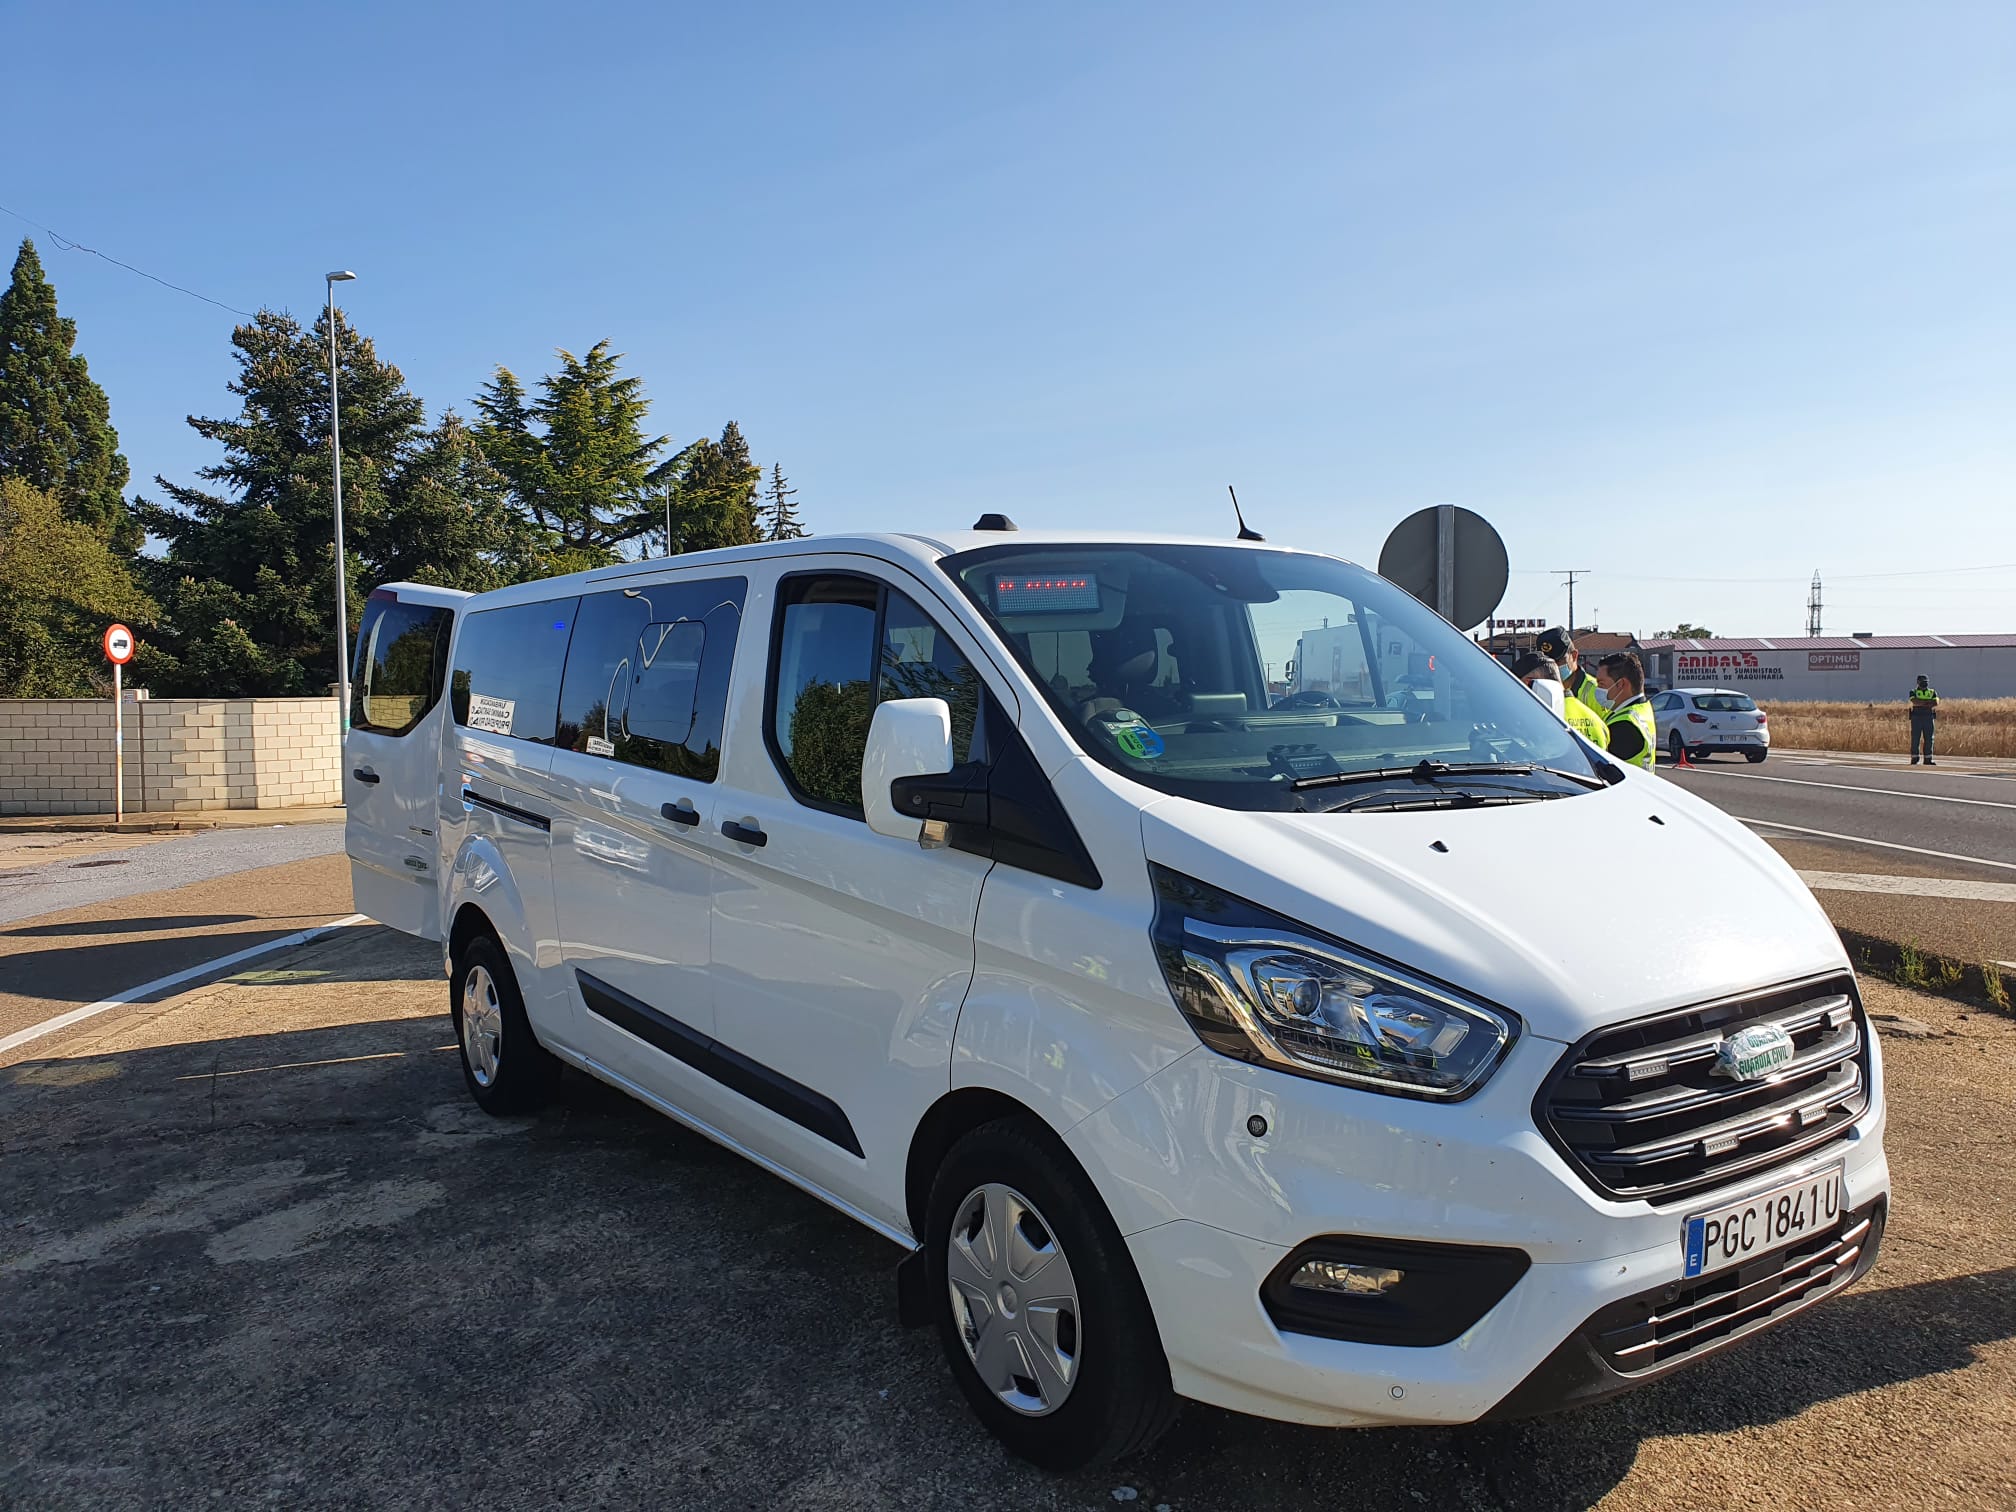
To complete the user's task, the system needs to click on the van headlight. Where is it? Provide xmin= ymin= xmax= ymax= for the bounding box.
xmin=1149 ymin=865 xmax=1517 ymax=1100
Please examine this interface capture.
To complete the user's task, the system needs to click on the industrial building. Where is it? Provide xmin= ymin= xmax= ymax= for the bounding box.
xmin=1636 ymin=634 xmax=2016 ymax=702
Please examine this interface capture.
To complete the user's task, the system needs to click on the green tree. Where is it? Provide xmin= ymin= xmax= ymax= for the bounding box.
xmin=1656 ymin=622 xmax=1715 ymax=639
xmin=474 ymin=341 xmax=673 ymax=566
xmin=759 ymin=462 xmax=805 ymax=541
xmin=0 ymin=239 xmax=135 ymax=549
xmin=134 ymin=308 xmax=422 ymax=694
xmin=0 ymin=477 xmax=156 ymax=695
xmin=661 ymin=420 xmax=763 ymax=554
xmin=373 ymin=411 xmax=553 ymax=591
xmin=133 ymin=308 xmax=542 ymax=696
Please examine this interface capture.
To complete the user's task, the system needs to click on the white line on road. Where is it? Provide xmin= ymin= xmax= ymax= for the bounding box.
xmin=1796 ymin=871 xmax=2016 ymax=903
xmin=1738 ymin=817 xmax=2016 ymax=873
xmin=0 ymin=913 xmax=370 ymax=1059
xmin=1677 ymin=767 xmax=2016 ymax=810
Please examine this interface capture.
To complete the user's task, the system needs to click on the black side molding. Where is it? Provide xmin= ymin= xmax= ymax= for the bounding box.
xmin=576 ymin=971 xmax=863 ymax=1158
xmin=462 ymin=787 xmax=550 ymax=832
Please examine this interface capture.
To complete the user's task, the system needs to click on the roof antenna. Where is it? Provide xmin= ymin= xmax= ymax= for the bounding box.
xmin=1228 ymin=485 xmax=1264 ymax=542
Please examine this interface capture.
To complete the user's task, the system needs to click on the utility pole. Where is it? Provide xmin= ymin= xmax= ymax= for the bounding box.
xmin=1806 ymin=570 xmax=1823 ymax=638
xmin=1555 ymin=569 xmax=1590 ymax=633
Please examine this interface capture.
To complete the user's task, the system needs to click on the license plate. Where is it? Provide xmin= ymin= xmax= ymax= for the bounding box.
xmin=1682 ymin=1164 xmax=1844 ymax=1278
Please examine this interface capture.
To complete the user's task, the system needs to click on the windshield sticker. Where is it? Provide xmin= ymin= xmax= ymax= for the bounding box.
xmin=585 ymin=735 xmax=616 ymax=758
xmin=1116 ymin=726 xmax=1164 ymax=759
xmin=467 ymin=694 xmax=515 ymax=735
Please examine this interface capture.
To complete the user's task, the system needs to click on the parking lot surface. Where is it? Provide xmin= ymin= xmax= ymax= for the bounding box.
xmin=4 ymin=923 xmax=2013 ymax=1511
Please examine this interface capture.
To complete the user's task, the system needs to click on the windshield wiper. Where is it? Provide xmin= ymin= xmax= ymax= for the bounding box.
xmin=1290 ymin=758 xmax=1533 ymax=791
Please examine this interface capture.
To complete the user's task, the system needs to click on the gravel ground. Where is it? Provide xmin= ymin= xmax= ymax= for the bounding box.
xmin=2 ymin=929 xmax=2011 ymax=1511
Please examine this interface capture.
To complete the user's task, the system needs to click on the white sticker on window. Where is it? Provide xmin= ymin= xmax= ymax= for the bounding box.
xmin=467 ymin=694 xmax=515 ymax=735
xmin=585 ymin=735 xmax=616 ymax=757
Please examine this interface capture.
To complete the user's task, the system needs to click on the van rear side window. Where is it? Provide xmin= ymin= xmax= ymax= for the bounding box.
xmin=555 ymin=577 xmax=746 ymax=781
xmin=451 ymin=598 xmax=581 ymax=745
xmin=351 ymin=595 xmax=452 ymax=736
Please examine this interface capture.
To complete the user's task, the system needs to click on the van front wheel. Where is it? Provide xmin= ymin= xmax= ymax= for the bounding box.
xmin=925 ymin=1118 xmax=1177 ymax=1469
xmin=452 ymin=934 xmax=560 ymax=1115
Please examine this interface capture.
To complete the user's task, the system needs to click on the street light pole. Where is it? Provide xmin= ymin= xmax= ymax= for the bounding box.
xmin=326 ymin=271 xmax=357 ymax=733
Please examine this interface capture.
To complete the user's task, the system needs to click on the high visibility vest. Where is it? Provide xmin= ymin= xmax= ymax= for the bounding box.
xmin=1563 ymin=695 xmax=1610 ymax=749
xmin=1605 ymin=693 xmax=1657 ymax=770
xmin=1564 ymin=664 xmax=1607 ymax=714
xmin=1910 ymin=686 xmax=1938 ymax=713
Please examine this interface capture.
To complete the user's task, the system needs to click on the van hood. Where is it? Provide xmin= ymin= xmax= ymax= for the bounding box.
xmin=1138 ymin=770 xmax=1847 ymax=1044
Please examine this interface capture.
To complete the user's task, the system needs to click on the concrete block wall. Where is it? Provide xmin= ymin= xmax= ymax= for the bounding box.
xmin=0 ymin=697 xmax=342 ymax=815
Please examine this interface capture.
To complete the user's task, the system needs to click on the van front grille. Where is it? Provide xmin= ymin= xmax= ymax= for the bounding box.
xmin=1536 ymin=975 xmax=1870 ymax=1207
xmin=1593 ymin=1200 xmax=1883 ymax=1372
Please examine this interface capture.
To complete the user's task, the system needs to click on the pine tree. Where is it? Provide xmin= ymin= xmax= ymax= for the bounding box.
xmin=474 ymin=341 xmax=673 ymax=567
xmin=760 ymin=462 xmax=805 ymax=541
xmin=0 ymin=239 xmax=135 ymax=549
xmin=661 ymin=421 xmax=764 ymax=554
xmin=375 ymin=411 xmax=553 ymax=591
xmin=134 ymin=309 xmax=560 ymax=697
xmin=0 ymin=477 xmax=155 ymax=696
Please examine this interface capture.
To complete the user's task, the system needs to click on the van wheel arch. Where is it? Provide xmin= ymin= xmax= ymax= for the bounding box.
xmin=449 ymin=903 xmax=502 ymax=976
xmin=907 ymin=1088 xmax=1070 ymax=1241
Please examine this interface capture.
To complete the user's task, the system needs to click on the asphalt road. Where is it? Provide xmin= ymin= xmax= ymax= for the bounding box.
xmin=0 ymin=825 xmax=353 ymax=1049
xmin=4 ymin=928 xmax=2011 ymax=1511
xmin=1663 ymin=753 xmax=2016 ymax=965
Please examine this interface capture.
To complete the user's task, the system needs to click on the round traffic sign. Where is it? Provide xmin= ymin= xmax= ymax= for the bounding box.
xmin=1377 ymin=506 xmax=1509 ymax=630
xmin=103 ymin=624 xmax=135 ymax=664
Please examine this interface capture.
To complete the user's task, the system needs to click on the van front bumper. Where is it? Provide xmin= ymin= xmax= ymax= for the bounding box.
xmin=1070 ymin=1035 xmax=1889 ymax=1428
xmin=1126 ymin=1183 xmax=1886 ymax=1428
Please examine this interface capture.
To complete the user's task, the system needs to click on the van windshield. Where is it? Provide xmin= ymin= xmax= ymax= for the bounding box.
xmin=944 ymin=543 xmax=1601 ymax=812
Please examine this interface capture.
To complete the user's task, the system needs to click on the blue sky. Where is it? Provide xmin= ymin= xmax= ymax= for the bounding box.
xmin=6 ymin=1 xmax=2013 ymax=635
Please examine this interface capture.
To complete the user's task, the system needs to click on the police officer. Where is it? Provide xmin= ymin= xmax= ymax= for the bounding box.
xmin=1513 ymin=652 xmax=1610 ymax=749
xmin=1536 ymin=627 xmax=1605 ymax=715
xmin=1595 ymin=652 xmax=1657 ymax=770
xmin=1909 ymin=674 xmax=1939 ymax=765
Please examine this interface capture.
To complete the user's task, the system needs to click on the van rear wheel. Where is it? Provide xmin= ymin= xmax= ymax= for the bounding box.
xmin=452 ymin=934 xmax=560 ymax=1115
xmin=925 ymin=1117 xmax=1177 ymax=1470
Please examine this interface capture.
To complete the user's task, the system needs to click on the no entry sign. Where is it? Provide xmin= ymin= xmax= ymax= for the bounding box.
xmin=103 ymin=624 xmax=135 ymax=664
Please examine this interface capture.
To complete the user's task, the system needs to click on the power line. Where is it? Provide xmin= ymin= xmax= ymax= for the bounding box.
xmin=0 ymin=199 xmax=256 ymax=318
xmin=1510 ymin=561 xmax=2016 ymax=585
xmin=1554 ymin=568 xmax=1590 ymax=630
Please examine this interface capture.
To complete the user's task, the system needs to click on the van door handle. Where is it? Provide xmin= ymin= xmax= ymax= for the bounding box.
xmin=352 ymin=768 xmax=380 ymax=784
xmin=660 ymin=802 xmax=700 ymax=828
xmin=720 ymin=819 xmax=767 ymax=847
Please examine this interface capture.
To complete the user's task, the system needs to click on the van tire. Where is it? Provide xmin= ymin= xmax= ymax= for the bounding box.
xmin=451 ymin=934 xmax=560 ymax=1115
xmin=924 ymin=1117 xmax=1177 ymax=1470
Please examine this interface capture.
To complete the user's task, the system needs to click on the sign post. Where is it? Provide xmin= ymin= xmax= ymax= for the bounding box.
xmin=103 ymin=624 xmax=135 ymax=824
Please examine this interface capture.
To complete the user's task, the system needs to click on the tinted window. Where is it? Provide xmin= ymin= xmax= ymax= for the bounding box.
xmin=351 ymin=596 xmax=452 ymax=736
xmin=770 ymin=577 xmax=984 ymax=814
xmin=771 ymin=577 xmax=879 ymax=809
xmin=880 ymin=591 xmax=981 ymax=763
xmin=556 ymin=577 xmax=746 ymax=781
xmin=1694 ymin=693 xmax=1757 ymax=712
xmin=451 ymin=597 xmax=580 ymax=745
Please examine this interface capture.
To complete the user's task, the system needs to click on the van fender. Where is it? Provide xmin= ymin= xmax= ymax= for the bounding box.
xmin=444 ymin=833 xmax=541 ymax=1001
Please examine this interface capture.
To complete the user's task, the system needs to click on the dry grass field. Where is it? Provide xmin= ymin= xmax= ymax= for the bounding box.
xmin=1763 ymin=697 xmax=2016 ymax=757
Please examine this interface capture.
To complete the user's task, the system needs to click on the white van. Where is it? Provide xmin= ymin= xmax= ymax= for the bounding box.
xmin=345 ymin=528 xmax=1887 ymax=1468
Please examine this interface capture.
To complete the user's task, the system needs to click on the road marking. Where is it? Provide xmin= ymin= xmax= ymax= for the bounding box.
xmin=0 ymin=914 xmax=370 ymax=1059
xmin=1796 ymin=871 xmax=2016 ymax=903
xmin=1677 ymin=768 xmax=2016 ymax=810
xmin=1738 ymin=817 xmax=2016 ymax=873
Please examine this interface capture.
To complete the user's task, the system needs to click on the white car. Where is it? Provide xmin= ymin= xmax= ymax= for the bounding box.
xmin=1653 ymin=686 xmax=1771 ymax=763
xmin=345 ymin=529 xmax=1884 ymax=1469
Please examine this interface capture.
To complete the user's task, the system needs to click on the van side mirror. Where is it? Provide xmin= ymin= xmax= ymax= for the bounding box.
xmin=862 ymin=697 xmax=955 ymax=842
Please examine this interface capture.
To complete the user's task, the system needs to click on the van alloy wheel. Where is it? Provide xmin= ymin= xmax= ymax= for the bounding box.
xmin=947 ymin=1182 xmax=1082 ymax=1416
xmin=461 ymin=964 xmax=504 ymax=1088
